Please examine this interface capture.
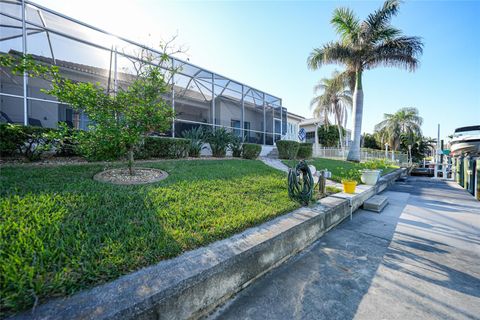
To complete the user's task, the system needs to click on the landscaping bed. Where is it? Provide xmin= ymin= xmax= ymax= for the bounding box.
xmin=282 ymin=158 xmax=398 ymax=183
xmin=0 ymin=159 xmax=298 ymax=315
xmin=311 ymin=158 xmax=398 ymax=182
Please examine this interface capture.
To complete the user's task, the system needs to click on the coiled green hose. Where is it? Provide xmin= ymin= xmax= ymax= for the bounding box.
xmin=288 ymin=160 xmax=314 ymax=205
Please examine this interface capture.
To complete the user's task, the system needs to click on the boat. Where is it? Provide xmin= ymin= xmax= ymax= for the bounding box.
xmin=449 ymin=125 xmax=480 ymax=157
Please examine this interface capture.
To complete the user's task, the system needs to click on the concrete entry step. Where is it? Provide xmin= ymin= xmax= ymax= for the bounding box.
xmin=362 ymin=195 xmax=388 ymax=213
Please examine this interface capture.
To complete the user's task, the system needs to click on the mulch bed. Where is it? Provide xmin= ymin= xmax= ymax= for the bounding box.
xmin=93 ymin=168 xmax=168 ymax=185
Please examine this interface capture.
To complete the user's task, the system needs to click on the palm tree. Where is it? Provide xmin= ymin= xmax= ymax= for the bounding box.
xmin=374 ymin=127 xmax=389 ymax=149
xmin=310 ymin=71 xmax=352 ymax=149
xmin=374 ymin=107 xmax=423 ymax=151
xmin=307 ymin=0 xmax=423 ymax=162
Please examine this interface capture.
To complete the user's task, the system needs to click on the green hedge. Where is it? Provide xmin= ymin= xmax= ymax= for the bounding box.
xmin=0 ymin=124 xmax=54 ymax=161
xmin=297 ymin=143 xmax=313 ymax=159
xmin=136 ymin=137 xmax=189 ymax=159
xmin=0 ymin=124 xmax=190 ymax=161
xmin=242 ymin=143 xmax=261 ymax=159
xmin=276 ymin=140 xmax=299 ymax=159
xmin=0 ymin=124 xmax=24 ymax=156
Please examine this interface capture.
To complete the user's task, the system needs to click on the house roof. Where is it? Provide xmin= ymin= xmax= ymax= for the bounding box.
xmin=287 ymin=111 xmax=306 ymax=121
xmin=299 ymin=118 xmax=323 ymax=126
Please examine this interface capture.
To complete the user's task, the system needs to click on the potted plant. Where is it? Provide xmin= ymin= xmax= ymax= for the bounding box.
xmin=360 ymin=159 xmax=384 ymax=185
xmin=338 ymin=168 xmax=361 ymax=194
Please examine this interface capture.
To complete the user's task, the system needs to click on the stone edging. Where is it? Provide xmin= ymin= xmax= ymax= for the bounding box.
xmin=12 ymin=168 xmax=406 ymax=320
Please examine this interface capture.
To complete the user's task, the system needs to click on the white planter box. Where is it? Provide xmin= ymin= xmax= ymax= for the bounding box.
xmin=361 ymin=169 xmax=382 ymax=185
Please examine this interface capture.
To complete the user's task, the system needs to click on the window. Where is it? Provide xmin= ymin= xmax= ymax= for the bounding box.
xmin=231 ymin=120 xmax=241 ymax=137
xmin=243 ymin=121 xmax=251 ymax=141
xmin=306 ymin=131 xmax=315 ymax=143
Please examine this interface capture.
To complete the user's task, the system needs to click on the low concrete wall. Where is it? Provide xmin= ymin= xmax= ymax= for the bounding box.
xmin=376 ymin=168 xmax=407 ymax=194
xmin=331 ymin=168 xmax=406 ymax=211
xmin=13 ymin=169 xmax=405 ymax=320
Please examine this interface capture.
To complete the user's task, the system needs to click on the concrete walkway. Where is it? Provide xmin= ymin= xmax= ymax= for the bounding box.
xmin=210 ymin=177 xmax=480 ymax=320
xmin=259 ymin=157 xmax=289 ymax=173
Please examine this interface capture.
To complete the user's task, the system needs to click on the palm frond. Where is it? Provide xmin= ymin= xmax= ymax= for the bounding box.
xmin=311 ymin=70 xmax=352 ymax=127
xmin=370 ymin=26 xmax=402 ymax=43
xmin=374 ymin=106 xmax=423 ymax=149
xmin=339 ymin=95 xmax=353 ymax=108
xmin=307 ymin=41 xmax=353 ymax=70
xmin=366 ymin=54 xmax=420 ymax=71
xmin=331 ymin=7 xmax=361 ymax=43
xmin=365 ymin=36 xmax=424 ymax=71
xmin=365 ymin=0 xmax=401 ymax=37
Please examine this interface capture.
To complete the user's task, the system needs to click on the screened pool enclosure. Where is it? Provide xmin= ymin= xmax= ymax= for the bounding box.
xmin=0 ymin=0 xmax=287 ymax=145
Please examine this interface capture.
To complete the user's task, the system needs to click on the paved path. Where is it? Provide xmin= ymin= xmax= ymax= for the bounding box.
xmin=210 ymin=177 xmax=480 ymax=320
xmin=260 ymin=157 xmax=290 ymax=173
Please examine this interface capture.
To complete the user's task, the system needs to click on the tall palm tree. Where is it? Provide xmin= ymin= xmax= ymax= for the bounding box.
xmin=310 ymin=71 xmax=352 ymax=149
xmin=307 ymin=0 xmax=423 ymax=162
xmin=374 ymin=107 xmax=423 ymax=151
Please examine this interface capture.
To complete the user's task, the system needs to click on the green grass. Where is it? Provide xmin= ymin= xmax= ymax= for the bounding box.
xmin=326 ymin=186 xmax=342 ymax=194
xmin=0 ymin=159 xmax=299 ymax=314
xmin=283 ymin=158 xmax=398 ymax=183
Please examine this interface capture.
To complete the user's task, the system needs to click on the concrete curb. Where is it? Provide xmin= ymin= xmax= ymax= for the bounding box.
xmin=13 ymin=169 xmax=406 ymax=320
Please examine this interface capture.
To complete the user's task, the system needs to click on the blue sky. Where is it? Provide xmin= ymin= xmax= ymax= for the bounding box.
xmin=36 ymin=0 xmax=480 ymax=140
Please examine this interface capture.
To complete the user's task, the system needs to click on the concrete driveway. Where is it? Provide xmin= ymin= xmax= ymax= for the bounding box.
xmin=210 ymin=177 xmax=480 ymax=320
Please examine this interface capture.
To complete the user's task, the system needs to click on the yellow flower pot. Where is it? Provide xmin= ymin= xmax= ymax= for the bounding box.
xmin=342 ymin=180 xmax=357 ymax=194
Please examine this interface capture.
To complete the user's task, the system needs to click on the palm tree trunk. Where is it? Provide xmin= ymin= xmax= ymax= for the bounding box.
xmin=347 ymin=70 xmax=363 ymax=162
xmin=334 ymin=107 xmax=344 ymax=149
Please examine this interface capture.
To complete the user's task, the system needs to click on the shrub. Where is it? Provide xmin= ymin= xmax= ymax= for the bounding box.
xmin=206 ymin=127 xmax=235 ymax=158
xmin=276 ymin=140 xmax=300 ymax=159
xmin=230 ymin=136 xmax=242 ymax=158
xmin=74 ymin=129 xmax=126 ymax=161
xmin=46 ymin=122 xmax=79 ymax=157
xmin=136 ymin=137 xmax=189 ymax=159
xmin=0 ymin=124 xmax=24 ymax=156
xmin=362 ymin=158 xmax=393 ymax=170
xmin=182 ymin=127 xmax=205 ymax=158
xmin=242 ymin=143 xmax=261 ymax=159
xmin=297 ymin=143 xmax=312 ymax=159
xmin=362 ymin=133 xmax=380 ymax=149
xmin=326 ymin=186 xmax=342 ymax=194
xmin=0 ymin=124 xmax=53 ymax=161
xmin=317 ymin=125 xmax=346 ymax=147
xmin=337 ymin=168 xmax=361 ymax=183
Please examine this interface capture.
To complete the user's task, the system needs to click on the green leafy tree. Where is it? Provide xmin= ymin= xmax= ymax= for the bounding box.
xmin=318 ymin=125 xmax=346 ymax=147
xmin=310 ymin=70 xmax=352 ymax=149
xmin=48 ymin=66 xmax=174 ymax=173
xmin=373 ymin=128 xmax=389 ymax=150
xmin=1 ymin=53 xmax=175 ymax=173
xmin=400 ymin=133 xmax=434 ymax=162
xmin=308 ymin=0 xmax=423 ymax=162
xmin=362 ymin=133 xmax=380 ymax=149
xmin=374 ymin=107 xmax=423 ymax=151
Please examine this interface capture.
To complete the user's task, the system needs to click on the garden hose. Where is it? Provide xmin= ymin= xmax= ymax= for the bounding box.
xmin=288 ymin=160 xmax=314 ymax=205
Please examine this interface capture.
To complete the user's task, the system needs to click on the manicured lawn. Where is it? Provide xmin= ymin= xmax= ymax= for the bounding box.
xmin=283 ymin=158 xmax=398 ymax=183
xmin=0 ymin=159 xmax=298 ymax=314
